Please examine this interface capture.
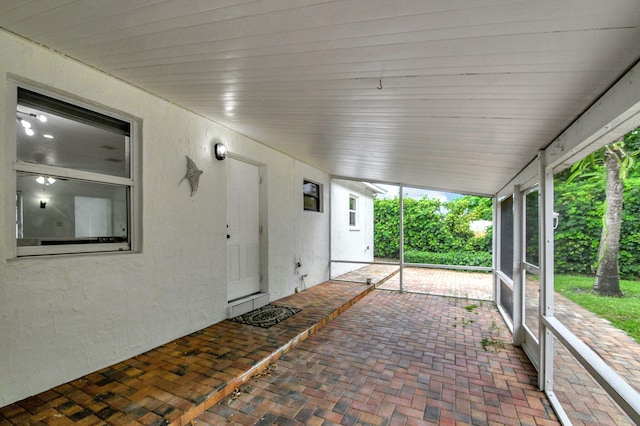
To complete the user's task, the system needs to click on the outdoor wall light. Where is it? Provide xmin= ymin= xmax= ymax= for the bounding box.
xmin=39 ymin=198 xmax=49 ymax=209
xmin=214 ymin=143 xmax=227 ymax=161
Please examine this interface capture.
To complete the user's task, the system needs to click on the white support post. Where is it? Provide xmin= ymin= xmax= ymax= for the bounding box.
xmin=539 ymin=154 xmax=556 ymax=394
xmin=492 ymin=197 xmax=498 ymax=303
xmin=399 ymin=184 xmax=404 ymax=293
xmin=539 ymin=155 xmax=573 ymax=422
xmin=512 ymin=185 xmax=524 ymax=345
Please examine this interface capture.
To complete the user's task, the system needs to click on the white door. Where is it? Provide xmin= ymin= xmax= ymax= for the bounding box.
xmin=227 ymin=158 xmax=261 ymax=301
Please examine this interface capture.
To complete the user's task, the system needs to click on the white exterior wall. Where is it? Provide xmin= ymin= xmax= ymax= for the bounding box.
xmin=0 ymin=31 xmax=330 ymax=406
xmin=330 ymin=180 xmax=375 ymax=277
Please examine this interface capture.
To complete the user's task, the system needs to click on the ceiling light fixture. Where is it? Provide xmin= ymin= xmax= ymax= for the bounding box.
xmin=36 ymin=176 xmax=56 ymax=185
xmin=214 ymin=143 xmax=227 ymax=160
xmin=17 ymin=116 xmax=36 ymax=136
xmin=43 ymin=134 xmax=54 ymax=139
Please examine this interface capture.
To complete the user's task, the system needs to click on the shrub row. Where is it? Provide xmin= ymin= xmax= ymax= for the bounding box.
xmin=374 ymin=196 xmax=492 ymax=259
xmin=374 ymin=175 xmax=640 ymax=279
xmin=403 ymin=250 xmax=492 ymax=267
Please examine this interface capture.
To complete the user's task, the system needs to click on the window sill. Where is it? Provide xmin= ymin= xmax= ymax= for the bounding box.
xmin=16 ymin=242 xmax=130 ymax=257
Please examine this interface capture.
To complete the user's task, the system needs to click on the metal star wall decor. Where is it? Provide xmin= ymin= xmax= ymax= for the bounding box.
xmin=181 ymin=155 xmax=203 ymax=197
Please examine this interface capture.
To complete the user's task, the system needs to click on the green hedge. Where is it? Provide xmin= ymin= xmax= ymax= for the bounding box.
xmin=374 ymin=196 xmax=492 ymax=260
xmin=554 ymin=176 xmax=640 ymax=279
xmin=374 ymin=178 xmax=640 ymax=279
xmin=404 ymin=250 xmax=492 ymax=267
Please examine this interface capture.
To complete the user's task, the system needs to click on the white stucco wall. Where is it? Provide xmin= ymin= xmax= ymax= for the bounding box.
xmin=0 ymin=31 xmax=330 ymax=406
xmin=330 ymin=180 xmax=376 ymax=277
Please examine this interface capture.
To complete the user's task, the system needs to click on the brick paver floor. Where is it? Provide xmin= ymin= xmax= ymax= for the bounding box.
xmin=198 ymin=291 xmax=559 ymax=425
xmin=332 ymin=264 xmax=399 ymax=286
xmin=333 ymin=264 xmax=493 ymax=301
xmin=380 ymin=268 xmax=493 ymax=301
xmin=3 ymin=264 xmax=638 ymax=425
xmin=0 ymin=281 xmax=373 ymax=425
xmin=341 ymin=265 xmax=640 ymax=425
xmin=524 ymin=278 xmax=640 ymax=425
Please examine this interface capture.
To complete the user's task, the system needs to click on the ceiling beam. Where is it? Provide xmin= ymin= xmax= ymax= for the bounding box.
xmin=545 ymin=61 xmax=640 ymax=171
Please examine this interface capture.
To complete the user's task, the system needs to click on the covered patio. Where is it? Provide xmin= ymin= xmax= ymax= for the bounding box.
xmin=2 ymin=268 xmax=639 ymax=424
xmin=0 ymin=277 xmax=560 ymax=425
xmin=2 ymin=2 xmax=640 ymax=424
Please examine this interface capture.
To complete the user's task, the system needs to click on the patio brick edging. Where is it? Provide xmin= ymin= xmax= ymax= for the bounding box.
xmin=177 ymin=282 xmax=374 ymax=425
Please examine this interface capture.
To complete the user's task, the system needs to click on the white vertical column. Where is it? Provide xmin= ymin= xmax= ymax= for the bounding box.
xmin=492 ymin=197 xmax=499 ymax=303
xmin=399 ymin=184 xmax=404 ymax=293
xmin=512 ymin=185 xmax=524 ymax=345
xmin=539 ymin=153 xmax=555 ymax=392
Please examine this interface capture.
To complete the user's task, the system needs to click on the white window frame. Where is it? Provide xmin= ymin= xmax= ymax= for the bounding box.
xmin=348 ymin=194 xmax=359 ymax=229
xmin=8 ymin=82 xmax=140 ymax=257
xmin=15 ymin=191 xmax=23 ymax=238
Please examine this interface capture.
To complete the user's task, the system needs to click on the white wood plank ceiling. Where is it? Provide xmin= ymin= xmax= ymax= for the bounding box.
xmin=2 ymin=0 xmax=640 ymax=195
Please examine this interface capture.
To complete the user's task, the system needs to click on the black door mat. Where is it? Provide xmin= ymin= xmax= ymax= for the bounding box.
xmin=231 ymin=304 xmax=301 ymax=328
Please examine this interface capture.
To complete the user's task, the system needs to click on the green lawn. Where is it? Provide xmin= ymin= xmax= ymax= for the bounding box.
xmin=555 ymin=274 xmax=640 ymax=344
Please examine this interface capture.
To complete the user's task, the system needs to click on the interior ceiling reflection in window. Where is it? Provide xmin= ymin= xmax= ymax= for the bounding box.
xmin=16 ymin=88 xmax=130 ymax=178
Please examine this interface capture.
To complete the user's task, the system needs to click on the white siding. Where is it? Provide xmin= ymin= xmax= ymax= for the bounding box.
xmin=330 ymin=180 xmax=376 ymax=277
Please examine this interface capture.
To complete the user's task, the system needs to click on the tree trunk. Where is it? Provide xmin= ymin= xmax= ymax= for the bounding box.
xmin=593 ymin=146 xmax=624 ymax=297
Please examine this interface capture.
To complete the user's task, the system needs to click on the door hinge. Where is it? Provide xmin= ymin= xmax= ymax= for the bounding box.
xmin=259 ymin=225 xmax=263 ymax=234
xmin=259 ymin=176 xmax=263 ymax=184
xmin=260 ymin=274 xmax=263 ymax=282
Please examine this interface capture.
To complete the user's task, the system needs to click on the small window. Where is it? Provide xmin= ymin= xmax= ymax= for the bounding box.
xmin=14 ymin=87 xmax=135 ymax=256
xmin=349 ymin=195 xmax=358 ymax=227
xmin=303 ymin=180 xmax=322 ymax=212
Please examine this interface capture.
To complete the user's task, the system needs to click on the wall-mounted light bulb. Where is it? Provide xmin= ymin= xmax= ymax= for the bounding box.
xmin=37 ymin=114 xmax=47 ymax=123
xmin=20 ymin=119 xmax=31 ymax=129
xmin=25 ymin=128 xmax=34 ymax=136
xmin=36 ymin=176 xmax=45 ymax=184
xmin=214 ymin=143 xmax=227 ymax=160
xmin=47 ymin=177 xmax=56 ymax=185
